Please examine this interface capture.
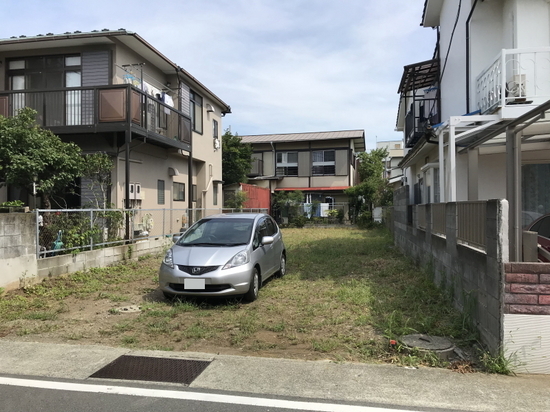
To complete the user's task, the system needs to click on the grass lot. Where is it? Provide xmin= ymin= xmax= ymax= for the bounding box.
xmin=0 ymin=226 xmax=480 ymax=369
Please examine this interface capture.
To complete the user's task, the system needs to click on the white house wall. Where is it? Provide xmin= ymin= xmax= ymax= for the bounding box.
xmin=504 ymin=314 xmax=550 ymax=374
xmin=438 ymin=0 xmax=469 ymax=119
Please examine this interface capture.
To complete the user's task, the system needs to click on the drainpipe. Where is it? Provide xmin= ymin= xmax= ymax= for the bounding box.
xmin=465 ymin=0 xmax=480 ymax=114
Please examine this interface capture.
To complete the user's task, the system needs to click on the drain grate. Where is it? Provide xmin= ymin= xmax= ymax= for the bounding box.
xmin=90 ymin=355 xmax=211 ymax=385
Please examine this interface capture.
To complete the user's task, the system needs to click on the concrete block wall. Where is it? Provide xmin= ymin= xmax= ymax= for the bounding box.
xmin=0 ymin=213 xmax=38 ymax=291
xmin=0 ymin=212 xmax=170 ymax=291
xmin=391 ymin=187 xmax=507 ymax=354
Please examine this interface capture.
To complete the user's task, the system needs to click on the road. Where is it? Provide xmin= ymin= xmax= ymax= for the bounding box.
xmin=0 ymin=376 xmax=454 ymax=412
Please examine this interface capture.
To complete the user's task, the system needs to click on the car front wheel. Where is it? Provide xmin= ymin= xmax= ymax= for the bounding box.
xmin=277 ymin=254 xmax=287 ymax=277
xmin=244 ymin=268 xmax=260 ymax=302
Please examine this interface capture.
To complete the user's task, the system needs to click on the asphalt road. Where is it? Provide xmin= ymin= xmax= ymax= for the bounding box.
xmin=0 ymin=376 xmax=451 ymax=412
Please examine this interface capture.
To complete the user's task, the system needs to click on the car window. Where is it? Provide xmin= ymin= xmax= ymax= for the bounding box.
xmin=266 ymin=218 xmax=277 ymax=236
xmin=178 ymin=218 xmax=253 ymax=245
xmin=259 ymin=218 xmax=269 ymax=238
xmin=537 ymin=217 xmax=550 ymax=238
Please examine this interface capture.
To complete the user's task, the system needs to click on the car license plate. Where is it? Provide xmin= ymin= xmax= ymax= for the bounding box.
xmin=184 ymin=278 xmax=205 ymax=289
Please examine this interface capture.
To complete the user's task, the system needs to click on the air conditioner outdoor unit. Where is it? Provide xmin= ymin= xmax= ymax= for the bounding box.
xmin=508 ymin=74 xmax=526 ymax=98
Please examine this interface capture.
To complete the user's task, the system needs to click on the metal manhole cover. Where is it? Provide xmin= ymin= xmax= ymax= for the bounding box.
xmin=90 ymin=355 xmax=210 ymax=385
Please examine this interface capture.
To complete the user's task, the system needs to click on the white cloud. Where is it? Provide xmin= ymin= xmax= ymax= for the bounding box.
xmin=0 ymin=0 xmax=436 ymax=150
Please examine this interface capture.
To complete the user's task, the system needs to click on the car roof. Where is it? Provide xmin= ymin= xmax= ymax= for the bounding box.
xmin=201 ymin=213 xmax=268 ymax=220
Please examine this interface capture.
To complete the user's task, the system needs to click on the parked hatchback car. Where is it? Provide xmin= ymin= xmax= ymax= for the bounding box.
xmin=159 ymin=213 xmax=286 ymax=301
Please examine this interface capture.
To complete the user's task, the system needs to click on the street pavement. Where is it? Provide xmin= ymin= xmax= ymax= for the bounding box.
xmin=0 ymin=340 xmax=548 ymax=411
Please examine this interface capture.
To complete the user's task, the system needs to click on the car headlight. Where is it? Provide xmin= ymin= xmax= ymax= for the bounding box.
xmin=223 ymin=250 xmax=250 ymax=270
xmin=163 ymin=249 xmax=174 ymax=268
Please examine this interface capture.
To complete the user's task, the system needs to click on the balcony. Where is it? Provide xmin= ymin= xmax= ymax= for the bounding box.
xmin=0 ymin=84 xmax=191 ymax=151
xmin=476 ymin=47 xmax=550 ymax=118
xmin=404 ymin=100 xmax=439 ymax=148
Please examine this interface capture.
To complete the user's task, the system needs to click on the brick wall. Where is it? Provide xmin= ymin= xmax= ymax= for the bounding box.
xmin=505 ymin=263 xmax=550 ymax=315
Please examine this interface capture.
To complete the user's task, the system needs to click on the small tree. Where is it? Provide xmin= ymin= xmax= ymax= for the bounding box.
xmin=272 ymin=190 xmax=304 ymax=223
xmin=80 ymin=152 xmax=113 ymax=209
xmin=346 ymin=148 xmax=392 ymax=225
xmin=0 ymin=108 xmax=84 ymax=208
xmin=222 ymin=129 xmax=253 ymax=185
xmin=225 ymin=190 xmax=248 ymax=209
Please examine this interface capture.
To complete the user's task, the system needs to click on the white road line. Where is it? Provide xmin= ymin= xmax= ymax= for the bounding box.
xmin=0 ymin=377 xmax=416 ymax=412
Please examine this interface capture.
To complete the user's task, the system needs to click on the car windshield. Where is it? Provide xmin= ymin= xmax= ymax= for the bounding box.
xmin=177 ymin=218 xmax=254 ymax=246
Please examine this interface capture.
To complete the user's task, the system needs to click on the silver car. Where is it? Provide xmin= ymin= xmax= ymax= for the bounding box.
xmin=159 ymin=213 xmax=286 ymax=301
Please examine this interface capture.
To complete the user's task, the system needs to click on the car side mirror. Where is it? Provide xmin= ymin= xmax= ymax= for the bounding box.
xmin=261 ymin=236 xmax=274 ymax=245
xmin=173 ymin=235 xmax=181 ymax=243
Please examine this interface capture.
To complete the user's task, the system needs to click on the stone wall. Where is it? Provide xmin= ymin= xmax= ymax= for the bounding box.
xmin=391 ymin=186 xmax=508 ymax=354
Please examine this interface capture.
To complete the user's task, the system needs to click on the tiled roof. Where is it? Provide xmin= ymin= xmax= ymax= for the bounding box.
xmin=240 ymin=130 xmax=365 ymax=151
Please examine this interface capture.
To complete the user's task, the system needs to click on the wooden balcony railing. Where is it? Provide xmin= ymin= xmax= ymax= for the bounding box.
xmin=0 ymin=85 xmax=191 ymax=147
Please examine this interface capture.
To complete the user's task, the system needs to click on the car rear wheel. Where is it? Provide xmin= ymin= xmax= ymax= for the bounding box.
xmin=244 ymin=268 xmax=260 ymax=302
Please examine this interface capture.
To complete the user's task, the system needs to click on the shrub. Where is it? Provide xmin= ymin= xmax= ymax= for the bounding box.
xmin=293 ymin=215 xmax=307 ymax=228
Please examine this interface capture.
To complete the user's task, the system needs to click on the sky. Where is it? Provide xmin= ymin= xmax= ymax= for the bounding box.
xmin=0 ymin=0 xmax=436 ymax=151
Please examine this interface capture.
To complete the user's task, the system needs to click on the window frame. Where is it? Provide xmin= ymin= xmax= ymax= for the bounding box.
xmin=173 ymin=182 xmax=185 ymax=201
xmin=190 ymin=90 xmax=203 ymax=134
xmin=7 ymin=54 xmax=82 ymax=91
xmin=157 ymin=180 xmax=165 ymax=205
xmin=276 ymin=151 xmax=298 ymax=176
xmin=311 ymin=150 xmax=336 ymax=176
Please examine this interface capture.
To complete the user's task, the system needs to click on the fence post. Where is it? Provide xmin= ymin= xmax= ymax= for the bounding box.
xmin=36 ymin=210 xmax=40 ymax=258
xmin=163 ymin=208 xmax=166 ymax=237
xmin=90 ymin=210 xmax=94 ymax=251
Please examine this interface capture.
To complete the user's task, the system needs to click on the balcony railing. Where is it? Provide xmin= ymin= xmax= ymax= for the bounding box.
xmin=0 ymin=85 xmax=191 ymax=146
xmin=476 ymin=47 xmax=550 ymax=115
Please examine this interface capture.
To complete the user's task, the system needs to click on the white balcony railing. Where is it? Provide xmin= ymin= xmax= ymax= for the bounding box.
xmin=476 ymin=47 xmax=550 ymax=115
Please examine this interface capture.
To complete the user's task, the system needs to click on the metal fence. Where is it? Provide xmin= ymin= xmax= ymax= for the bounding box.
xmin=36 ymin=208 xmax=267 ymax=258
xmin=457 ymin=201 xmax=486 ymax=249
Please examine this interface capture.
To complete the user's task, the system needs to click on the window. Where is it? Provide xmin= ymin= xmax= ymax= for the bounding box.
xmin=213 ymin=183 xmax=218 ymax=206
xmin=157 ymin=180 xmax=165 ymax=204
xmin=192 ymin=185 xmax=197 ymax=202
xmin=190 ymin=91 xmax=203 ymax=134
xmin=7 ymin=54 xmax=82 ymax=91
xmin=312 ymin=150 xmax=335 ymax=176
xmin=173 ymin=182 xmax=185 ymax=201
xmin=276 ymin=152 xmax=298 ymax=176
xmin=213 ymin=119 xmax=219 ymax=139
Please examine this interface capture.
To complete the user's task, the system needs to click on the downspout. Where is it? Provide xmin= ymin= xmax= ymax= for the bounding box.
xmin=465 ymin=0 xmax=480 ymax=114
xmin=175 ymin=66 xmax=195 ymax=225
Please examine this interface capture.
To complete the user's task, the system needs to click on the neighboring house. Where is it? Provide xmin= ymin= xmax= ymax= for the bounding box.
xmin=239 ymin=130 xmax=365 ymax=209
xmin=394 ymin=0 xmax=550 ymax=374
xmin=376 ymin=140 xmax=404 ymax=190
xmin=397 ymin=0 xmax=550 ymax=259
xmin=0 ymin=29 xmax=230 ymax=213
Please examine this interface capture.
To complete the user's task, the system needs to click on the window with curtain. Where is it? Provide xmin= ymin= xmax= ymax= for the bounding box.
xmin=173 ymin=182 xmax=185 ymax=201
xmin=312 ymin=150 xmax=335 ymax=175
xmin=276 ymin=152 xmax=298 ymax=176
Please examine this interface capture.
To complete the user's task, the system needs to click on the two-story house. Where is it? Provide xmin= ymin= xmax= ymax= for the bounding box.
xmin=397 ymin=0 xmax=550 ymax=259
xmin=0 ymin=29 xmax=230 ymax=215
xmin=239 ymin=130 xmax=365 ymax=214
xmin=395 ymin=0 xmax=550 ymax=374
xmin=376 ymin=140 xmax=404 ymax=190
